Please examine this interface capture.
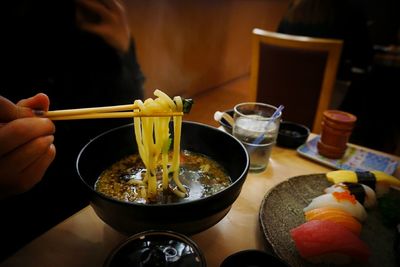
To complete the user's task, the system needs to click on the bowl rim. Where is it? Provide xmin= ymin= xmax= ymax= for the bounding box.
xmin=76 ymin=121 xmax=250 ymax=208
xmin=103 ymin=230 xmax=207 ymax=267
xmin=220 ymin=249 xmax=290 ymax=267
xmin=278 ymin=121 xmax=310 ymax=137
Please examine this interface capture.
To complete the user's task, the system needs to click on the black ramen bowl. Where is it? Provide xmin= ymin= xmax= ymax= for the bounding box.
xmin=218 ymin=109 xmax=234 ymax=134
xmin=276 ymin=121 xmax=310 ymax=149
xmin=77 ymin=121 xmax=249 ymax=235
xmin=104 ymin=230 xmax=206 ymax=267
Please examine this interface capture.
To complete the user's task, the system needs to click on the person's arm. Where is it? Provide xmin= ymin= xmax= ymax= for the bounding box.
xmin=0 ymin=94 xmax=56 ymax=199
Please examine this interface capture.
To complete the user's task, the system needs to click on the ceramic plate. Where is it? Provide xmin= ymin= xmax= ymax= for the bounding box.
xmin=259 ymin=174 xmax=398 ymax=267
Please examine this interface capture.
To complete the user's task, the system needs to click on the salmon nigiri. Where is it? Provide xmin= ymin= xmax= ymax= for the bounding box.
xmin=305 ymin=207 xmax=362 ymax=235
xmin=290 ymin=220 xmax=371 ymax=264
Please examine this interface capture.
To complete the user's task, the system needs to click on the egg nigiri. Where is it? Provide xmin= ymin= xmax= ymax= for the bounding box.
xmin=326 ymin=170 xmax=400 ymax=197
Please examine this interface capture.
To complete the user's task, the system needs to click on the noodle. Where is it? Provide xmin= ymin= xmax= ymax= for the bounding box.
xmin=132 ymin=89 xmax=186 ymax=201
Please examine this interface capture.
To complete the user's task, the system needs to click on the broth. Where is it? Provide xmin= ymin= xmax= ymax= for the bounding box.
xmin=95 ymin=150 xmax=231 ymax=204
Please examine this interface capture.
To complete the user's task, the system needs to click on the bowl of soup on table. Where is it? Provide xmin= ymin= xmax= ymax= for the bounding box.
xmin=77 ymin=121 xmax=249 ymax=235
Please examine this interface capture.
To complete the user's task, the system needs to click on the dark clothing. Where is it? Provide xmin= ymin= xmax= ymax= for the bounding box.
xmin=339 ymin=62 xmax=400 ymax=154
xmin=277 ymin=0 xmax=373 ymax=80
xmin=0 ymin=0 xmax=144 ymax=260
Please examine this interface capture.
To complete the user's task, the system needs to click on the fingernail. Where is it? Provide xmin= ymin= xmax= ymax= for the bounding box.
xmin=49 ymin=143 xmax=56 ymax=151
xmin=33 ymin=110 xmax=45 ymax=116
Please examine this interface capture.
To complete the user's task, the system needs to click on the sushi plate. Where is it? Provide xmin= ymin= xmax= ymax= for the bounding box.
xmin=259 ymin=174 xmax=398 ymax=267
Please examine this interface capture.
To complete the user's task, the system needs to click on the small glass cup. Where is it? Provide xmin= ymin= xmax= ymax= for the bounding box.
xmin=233 ymin=102 xmax=281 ymax=172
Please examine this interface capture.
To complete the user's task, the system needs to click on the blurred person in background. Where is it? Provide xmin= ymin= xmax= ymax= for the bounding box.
xmin=361 ymin=0 xmax=400 ymax=155
xmin=278 ymin=0 xmax=373 ymax=82
xmin=277 ymin=0 xmax=400 ymax=155
xmin=0 ymin=0 xmax=144 ymax=260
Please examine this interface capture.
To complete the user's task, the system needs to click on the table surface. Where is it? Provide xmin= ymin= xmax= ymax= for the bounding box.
xmin=2 ymin=136 xmax=399 ymax=267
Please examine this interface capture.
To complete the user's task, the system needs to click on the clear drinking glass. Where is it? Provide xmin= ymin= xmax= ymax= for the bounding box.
xmin=233 ymin=102 xmax=281 ymax=172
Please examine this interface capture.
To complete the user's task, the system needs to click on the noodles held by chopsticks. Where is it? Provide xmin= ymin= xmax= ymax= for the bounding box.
xmin=132 ymin=89 xmax=186 ymax=200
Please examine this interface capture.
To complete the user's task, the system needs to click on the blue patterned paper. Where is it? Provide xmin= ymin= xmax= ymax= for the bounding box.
xmin=297 ymin=136 xmax=399 ymax=175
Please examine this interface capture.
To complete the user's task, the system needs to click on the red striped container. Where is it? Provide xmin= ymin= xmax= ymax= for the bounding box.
xmin=317 ymin=110 xmax=357 ymax=159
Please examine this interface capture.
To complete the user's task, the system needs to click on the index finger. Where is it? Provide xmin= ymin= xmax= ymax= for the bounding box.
xmin=17 ymin=93 xmax=50 ymax=111
xmin=0 ymin=96 xmax=35 ymax=122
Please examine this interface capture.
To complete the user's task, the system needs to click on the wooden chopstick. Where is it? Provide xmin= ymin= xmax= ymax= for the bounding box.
xmin=49 ymin=111 xmax=184 ymax=121
xmin=42 ymin=104 xmax=183 ymax=120
xmin=44 ymin=104 xmax=136 ymax=117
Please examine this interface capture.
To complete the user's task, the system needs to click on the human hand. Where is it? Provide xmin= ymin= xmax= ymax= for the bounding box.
xmin=76 ymin=0 xmax=131 ymax=54
xmin=0 ymin=94 xmax=56 ymax=199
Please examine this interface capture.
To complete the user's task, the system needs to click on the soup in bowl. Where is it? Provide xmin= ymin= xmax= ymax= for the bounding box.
xmin=76 ymin=121 xmax=249 ymax=235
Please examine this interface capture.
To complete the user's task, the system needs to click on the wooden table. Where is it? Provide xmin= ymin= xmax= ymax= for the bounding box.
xmin=2 ymin=139 xmax=399 ymax=267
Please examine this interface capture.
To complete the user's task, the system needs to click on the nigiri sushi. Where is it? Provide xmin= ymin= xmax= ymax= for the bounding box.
xmin=290 ymin=220 xmax=370 ymax=264
xmin=303 ymin=191 xmax=367 ymax=222
xmin=324 ymin=182 xmax=376 ymax=208
xmin=305 ymin=207 xmax=362 ymax=235
xmin=326 ymin=170 xmax=400 ymax=196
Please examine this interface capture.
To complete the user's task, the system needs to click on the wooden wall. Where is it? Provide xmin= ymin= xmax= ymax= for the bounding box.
xmin=125 ymin=0 xmax=289 ymax=98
